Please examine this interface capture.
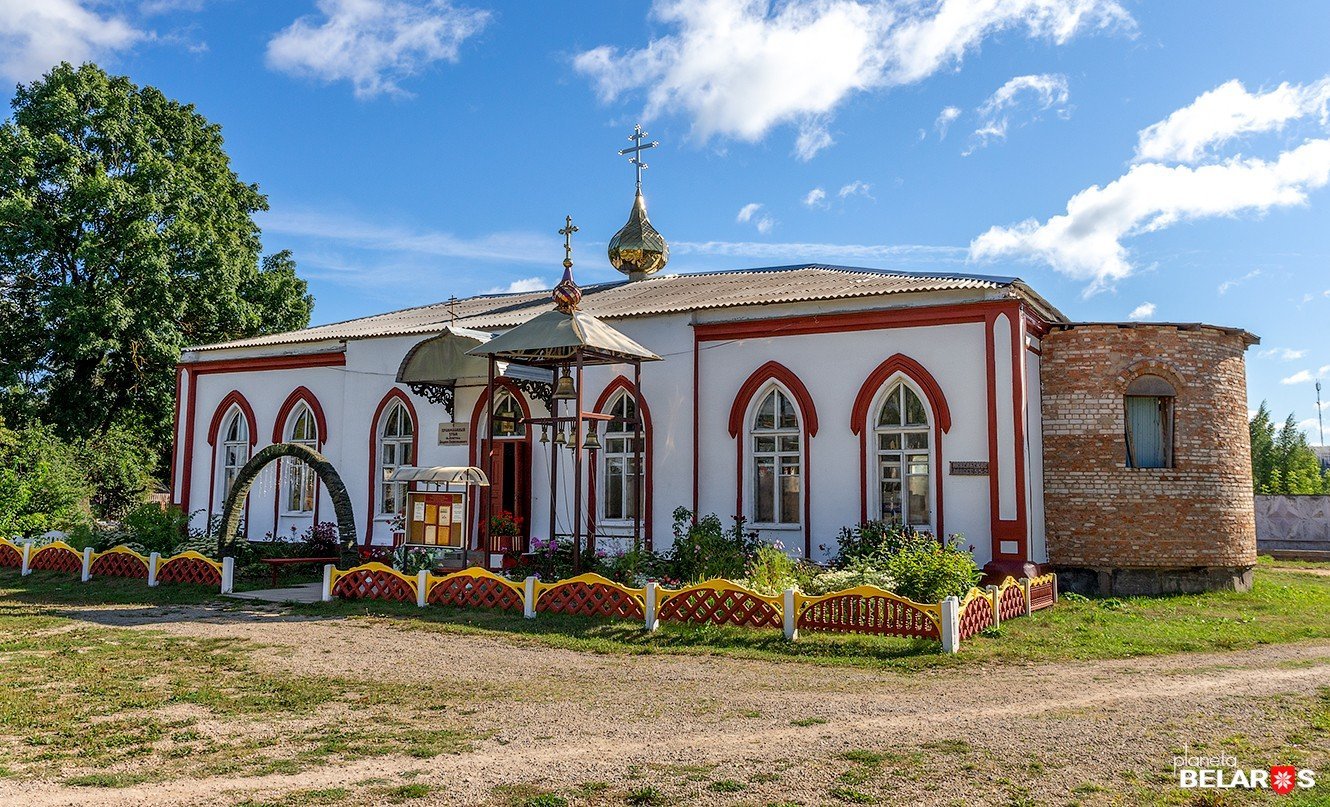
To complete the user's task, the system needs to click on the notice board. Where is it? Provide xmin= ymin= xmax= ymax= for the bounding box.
xmin=405 ymin=491 xmax=466 ymax=548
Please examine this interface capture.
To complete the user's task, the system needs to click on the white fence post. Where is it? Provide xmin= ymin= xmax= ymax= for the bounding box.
xmin=220 ymin=557 xmax=235 ymax=594
xmin=1020 ymin=577 xmax=1032 ymax=616
xmin=986 ymin=584 xmax=1000 ymax=628
xmin=941 ymin=596 xmax=960 ymax=654
xmin=782 ymin=588 xmax=798 ymax=641
xmin=416 ymin=570 xmax=428 ymax=608
xmin=321 ymin=564 xmax=334 ymax=602
xmin=523 ymin=576 xmax=537 ymax=619
xmin=20 ymin=542 xmax=31 ymax=576
xmin=81 ymin=548 xmax=94 ymax=582
xmin=147 ymin=552 xmax=160 ymax=587
xmin=644 ymin=582 xmax=659 ymax=632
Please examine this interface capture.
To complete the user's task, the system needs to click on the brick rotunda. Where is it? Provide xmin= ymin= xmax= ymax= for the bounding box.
xmin=1040 ymin=323 xmax=1258 ymax=595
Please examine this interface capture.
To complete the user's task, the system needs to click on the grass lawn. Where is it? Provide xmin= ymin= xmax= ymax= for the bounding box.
xmin=4 ymin=567 xmax=1330 ymax=672
xmin=1259 ymin=554 xmax=1330 ymax=570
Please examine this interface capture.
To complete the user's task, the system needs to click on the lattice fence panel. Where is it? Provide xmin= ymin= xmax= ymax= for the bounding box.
xmin=0 ymin=544 xmax=21 ymax=568
xmin=156 ymin=557 xmax=222 ymax=586
xmin=1029 ymin=579 xmax=1056 ymax=612
xmin=798 ymin=595 xmax=940 ymax=639
xmin=90 ymin=553 xmax=150 ymax=579
xmin=998 ymin=583 xmax=1026 ymax=621
xmin=958 ymin=595 xmax=995 ymax=640
xmin=657 ymin=588 xmax=782 ymax=630
xmin=427 ymin=576 xmax=521 ymax=610
xmin=537 ymin=582 xmax=644 ymax=620
xmin=29 ymin=547 xmax=81 ymax=574
xmin=333 ymin=569 xmax=415 ymax=602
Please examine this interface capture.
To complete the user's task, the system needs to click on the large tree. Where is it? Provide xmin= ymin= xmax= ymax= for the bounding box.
xmin=0 ymin=63 xmax=312 ymax=467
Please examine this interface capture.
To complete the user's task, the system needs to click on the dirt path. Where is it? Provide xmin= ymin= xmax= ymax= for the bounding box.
xmin=9 ymin=605 xmax=1330 ymax=806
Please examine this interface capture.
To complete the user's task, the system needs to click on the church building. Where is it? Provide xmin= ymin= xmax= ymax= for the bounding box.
xmin=171 ymin=132 xmax=1259 ymax=594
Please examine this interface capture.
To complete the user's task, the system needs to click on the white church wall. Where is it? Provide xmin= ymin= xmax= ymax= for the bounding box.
xmin=1026 ymin=343 xmax=1047 ymax=564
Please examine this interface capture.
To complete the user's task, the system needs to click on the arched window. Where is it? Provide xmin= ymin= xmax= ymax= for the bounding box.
xmin=378 ymin=401 xmax=415 ymax=515
xmin=283 ymin=403 xmax=318 ymax=514
xmin=601 ymin=392 xmax=642 ymax=521
xmin=751 ymin=387 xmax=801 ymax=525
xmin=489 ymin=389 xmax=526 ymax=438
xmin=1125 ymin=374 xmax=1175 ymax=469
xmin=219 ymin=409 xmax=249 ymax=502
xmin=875 ymin=381 xmax=932 ymax=527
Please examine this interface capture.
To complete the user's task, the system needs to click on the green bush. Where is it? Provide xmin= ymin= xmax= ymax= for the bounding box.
xmin=668 ymin=507 xmax=761 ymax=583
xmin=744 ymin=542 xmax=817 ymax=594
xmin=882 ymin=532 xmax=981 ymax=603
xmin=833 ymin=520 xmax=923 ymax=566
xmin=120 ymin=502 xmax=191 ymax=556
xmin=801 ymin=555 xmax=896 ymax=595
xmin=78 ymin=425 xmax=155 ymax=521
xmin=0 ymin=422 xmax=91 ymax=537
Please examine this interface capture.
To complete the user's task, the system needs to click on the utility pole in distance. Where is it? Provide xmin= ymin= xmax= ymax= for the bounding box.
xmin=1318 ymin=380 xmax=1325 ymax=446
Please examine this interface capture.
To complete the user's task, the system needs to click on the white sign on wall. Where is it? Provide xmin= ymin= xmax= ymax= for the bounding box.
xmin=439 ymin=422 xmax=468 ymax=445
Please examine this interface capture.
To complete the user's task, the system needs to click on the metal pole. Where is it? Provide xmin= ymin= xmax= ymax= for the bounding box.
xmin=483 ymin=356 xmax=496 ymax=567
xmin=1318 ymin=380 xmax=1324 ymax=446
xmin=548 ymin=374 xmax=559 ymax=556
xmin=633 ymin=359 xmax=643 ymax=552
xmin=572 ymin=352 xmax=584 ymax=571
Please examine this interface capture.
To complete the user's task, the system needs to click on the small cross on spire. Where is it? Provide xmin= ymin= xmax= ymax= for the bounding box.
xmin=558 ymin=215 xmax=579 ymax=269
xmin=618 ymin=124 xmax=659 ymax=191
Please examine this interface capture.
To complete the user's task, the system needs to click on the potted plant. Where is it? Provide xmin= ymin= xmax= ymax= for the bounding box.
xmin=487 ymin=509 xmax=523 ymax=556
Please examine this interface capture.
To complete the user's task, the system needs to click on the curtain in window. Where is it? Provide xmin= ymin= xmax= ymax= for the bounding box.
xmin=1125 ymin=396 xmax=1167 ymax=468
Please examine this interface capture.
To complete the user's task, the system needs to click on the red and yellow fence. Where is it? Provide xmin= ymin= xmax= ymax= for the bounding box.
xmin=320 ymin=560 xmax=1057 ymax=653
xmin=2 ymin=538 xmax=232 ymax=593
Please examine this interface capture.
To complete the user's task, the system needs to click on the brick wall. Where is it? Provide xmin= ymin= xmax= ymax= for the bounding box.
xmin=1040 ymin=324 xmax=1256 ymax=573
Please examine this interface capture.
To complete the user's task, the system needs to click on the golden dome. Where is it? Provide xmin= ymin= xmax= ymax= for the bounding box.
xmin=608 ymin=190 xmax=668 ymax=279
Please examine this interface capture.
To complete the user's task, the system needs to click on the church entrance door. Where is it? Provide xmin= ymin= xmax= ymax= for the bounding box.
xmin=486 ymin=439 xmax=531 ymax=556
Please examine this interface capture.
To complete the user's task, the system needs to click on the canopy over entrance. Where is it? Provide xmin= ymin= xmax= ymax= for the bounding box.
xmin=388 ymin=466 xmax=490 ymax=486
xmin=467 ymin=308 xmax=660 ymax=366
xmin=397 ymin=327 xmax=552 ymax=385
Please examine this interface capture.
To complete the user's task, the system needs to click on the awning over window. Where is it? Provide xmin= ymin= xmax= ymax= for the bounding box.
xmin=388 ymin=466 xmax=490 ymax=486
xmin=396 ymin=327 xmax=551 ymax=386
xmin=466 ymin=308 xmax=661 ymax=365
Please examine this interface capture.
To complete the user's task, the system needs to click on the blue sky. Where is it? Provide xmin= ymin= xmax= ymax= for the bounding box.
xmin=3 ymin=1 xmax=1329 ymax=438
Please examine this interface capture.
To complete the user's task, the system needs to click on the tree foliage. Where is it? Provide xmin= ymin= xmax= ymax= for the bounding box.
xmin=1249 ymin=401 xmax=1330 ymax=494
xmin=0 ymin=62 xmax=312 ymax=467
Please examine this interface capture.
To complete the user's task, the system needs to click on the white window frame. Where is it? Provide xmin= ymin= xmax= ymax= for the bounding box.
xmin=282 ymin=403 xmax=318 ymax=516
xmin=747 ymin=384 xmax=803 ymax=528
xmin=218 ymin=407 xmax=249 ymax=506
xmin=377 ymin=401 xmax=414 ymax=518
xmin=872 ymin=377 xmax=934 ymax=531
xmin=599 ymin=392 xmax=643 ymax=524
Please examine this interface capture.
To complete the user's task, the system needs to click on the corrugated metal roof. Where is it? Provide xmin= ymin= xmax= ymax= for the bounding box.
xmin=187 ymin=264 xmax=1054 ymax=353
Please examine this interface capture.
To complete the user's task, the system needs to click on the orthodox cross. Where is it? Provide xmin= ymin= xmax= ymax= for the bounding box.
xmin=559 ymin=215 xmax=579 ymax=269
xmin=446 ymin=295 xmax=458 ymax=325
xmin=618 ymin=124 xmax=659 ymax=190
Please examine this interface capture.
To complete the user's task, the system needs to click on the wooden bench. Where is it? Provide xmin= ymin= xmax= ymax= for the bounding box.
xmin=259 ymin=556 xmax=340 ymax=587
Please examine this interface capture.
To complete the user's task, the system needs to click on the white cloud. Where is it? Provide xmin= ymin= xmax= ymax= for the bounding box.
xmin=1282 ymin=365 xmax=1330 ymax=385
xmin=574 ymin=0 xmax=1129 ymax=156
xmin=970 ymin=137 xmax=1330 ymax=294
xmin=0 ymin=0 xmax=144 ymax=83
xmin=261 ymin=208 xmax=559 ymax=264
xmin=1217 ymin=268 xmax=1261 ymax=294
xmin=965 ymin=73 xmax=1069 ymax=154
xmin=803 ymin=187 xmax=828 ymax=208
xmin=267 ymin=0 xmax=490 ymax=99
xmin=483 ymin=277 xmax=548 ymax=294
xmin=140 ymin=0 xmax=207 ymax=13
xmin=935 ymin=105 xmax=961 ymax=139
xmin=838 ymin=180 xmax=873 ymax=199
xmin=794 ymin=118 xmax=834 ymax=160
xmin=1257 ymin=347 xmax=1308 ymax=361
xmin=672 ymin=239 xmax=965 ymax=264
xmin=1136 ymin=78 xmax=1330 ymax=164
xmin=736 ymin=202 xmax=774 ymax=233
xmin=1126 ymin=302 xmax=1155 ymax=320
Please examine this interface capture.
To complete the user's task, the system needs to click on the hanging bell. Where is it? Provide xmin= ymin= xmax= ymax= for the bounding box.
xmin=552 ymin=367 xmax=577 ymax=400
xmin=539 ymin=426 xmax=549 ymax=444
xmin=584 ymin=424 xmax=601 ymax=451
xmin=552 ymin=427 xmax=566 ymax=445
